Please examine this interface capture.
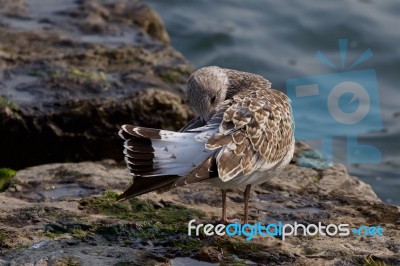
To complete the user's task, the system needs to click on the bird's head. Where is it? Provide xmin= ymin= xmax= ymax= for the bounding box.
xmin=187 ymin=66 xmax=229 ymax=121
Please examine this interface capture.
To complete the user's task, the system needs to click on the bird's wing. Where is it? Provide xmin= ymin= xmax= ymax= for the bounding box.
xmin=177 ymin=88 xmax=294 ymax=185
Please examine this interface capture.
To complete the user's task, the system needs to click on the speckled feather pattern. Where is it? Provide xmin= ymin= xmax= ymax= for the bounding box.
xmin=205 ymin=87 xmax=294 ymax=182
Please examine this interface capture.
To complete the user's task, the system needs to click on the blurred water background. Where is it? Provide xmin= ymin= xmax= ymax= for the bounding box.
xmin=145 ymin=0 xmax=400 ymax=205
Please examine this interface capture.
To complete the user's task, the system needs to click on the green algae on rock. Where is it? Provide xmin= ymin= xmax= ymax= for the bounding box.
xmin=0 ymin=168 xmax=16 ymax=192
xmin=79 ymin=191 xmax=205 ymax=224
xmin=0 ymin=96 xmax=18 ymax=110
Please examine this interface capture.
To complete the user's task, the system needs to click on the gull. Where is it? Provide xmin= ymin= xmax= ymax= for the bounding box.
xmin=117 ymin=66 xmax=295 ymax=224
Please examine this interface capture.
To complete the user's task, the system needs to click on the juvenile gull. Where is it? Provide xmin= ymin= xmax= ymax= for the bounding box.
xmin=118 ymin=66 xmax=295 ymax=223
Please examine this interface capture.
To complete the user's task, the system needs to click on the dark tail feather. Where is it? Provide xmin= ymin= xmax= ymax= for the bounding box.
xmin=116 ymin=175 xmax=179 ymax=201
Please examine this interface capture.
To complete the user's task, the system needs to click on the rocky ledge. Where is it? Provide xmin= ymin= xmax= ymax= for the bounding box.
xmin=0 ymin=152 xmax=399 ymax=265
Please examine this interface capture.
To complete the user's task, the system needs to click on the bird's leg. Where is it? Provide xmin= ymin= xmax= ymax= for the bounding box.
xmin=220 ymin=190 xmax=240 ymax=224
xmin=221 ymin=189 xmax=227 ymax=223
xmin=243 ymin=184 xmax=251 ymax=224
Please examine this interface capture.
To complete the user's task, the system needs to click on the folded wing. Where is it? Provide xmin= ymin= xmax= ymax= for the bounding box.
xmin=204 ymin=88 xmax=294 ymax=182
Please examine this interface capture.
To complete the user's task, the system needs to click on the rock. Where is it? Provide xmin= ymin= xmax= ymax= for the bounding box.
xmin=62 ymin=0 xmax=170 ymax=44
xmin=0 ymin=0 xmax=29 ymax=19
xmin=0 ymin=160 xmax=399 ymax=265
xmin=0 ymin=0 xmax=193 ymax=169
xmin=4 ymin=160 xmax=130 ymax=202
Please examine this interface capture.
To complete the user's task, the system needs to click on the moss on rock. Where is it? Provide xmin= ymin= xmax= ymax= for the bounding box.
xmin=0 ymin=168 xmax=16 ymax=192
xmin=0 ymin=96 xmax=18 ymax=110
xmin=79 ymin=191 xmax=205 ymax=224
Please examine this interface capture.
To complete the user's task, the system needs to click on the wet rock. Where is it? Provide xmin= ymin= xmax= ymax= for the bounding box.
xmin=0 ymin=0 xmax=193 ymax=169
xmin=0 ymin=160 xmax=399 ymax=265
xmin=61 ymin=0 xmax=170 ymax=44
xmin=4 ymin=160 xmax=130 ymax=202
xmin=0 ymin=0 xmax=29 ymax=19
xmin=5 ymin=240 xmax=168 ymax=266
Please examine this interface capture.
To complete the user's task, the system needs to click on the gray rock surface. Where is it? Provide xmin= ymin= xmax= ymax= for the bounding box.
xmin=0 ymin=158 xmax=399 ymax=265
xmin=0 ymin=0 xmax=194 ymax=169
